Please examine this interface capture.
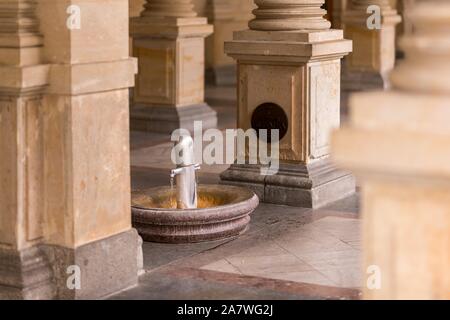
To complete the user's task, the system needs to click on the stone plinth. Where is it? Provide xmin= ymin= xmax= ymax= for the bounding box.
xmin=131 ymin=0 xmax=217 ymax=133
xmin=220 ymin=0 xmax=354 ymax=208
xmin=332 ymin=1 xmax=450 ymax=299
xmin=0 ymin=0 xmax=142 ymax=299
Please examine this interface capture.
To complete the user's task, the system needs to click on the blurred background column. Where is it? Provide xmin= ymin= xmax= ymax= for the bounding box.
xmin=204 ymin=0 xmax=255 ymax=85
xmin=332 ymin=0 xmax=450 ymax=300
xmin=330 ymin=0 xmax=348 ymax=29
xmin=130 ymin=0 xmax=216 ymax=133
xmin=341 ymin=0 xmax=401 ymax=113
xmin=396 ymin=0 xmax=416 ymax=57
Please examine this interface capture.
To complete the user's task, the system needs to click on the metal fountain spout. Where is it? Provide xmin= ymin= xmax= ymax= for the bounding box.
xmin=171 ymin=135 xmax=201 ymax=209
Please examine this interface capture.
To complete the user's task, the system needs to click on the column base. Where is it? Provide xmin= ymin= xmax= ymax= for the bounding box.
xmin=220 ymin=161 xmax=355 ymax=208
xmin=0 ymin=246 xmax=54 ymax=300
xmin=206 ymin=65 xmax=237 ymax=86
xmin=131 ymin=103 xmax=218 ymax=134
xmin=0 ymin=229 xmax=142 ymax=300
xmin=42 ymin=229 xmax=141 ymax=300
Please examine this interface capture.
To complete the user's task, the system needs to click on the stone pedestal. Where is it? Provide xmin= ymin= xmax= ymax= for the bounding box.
xmin=205 ymin=0 xmax=254 ymax=85
xmin=0 ymin=0 xmax=141 ymax=299
xmin=220 ymin=0 xmax=354 ymax=208
xmin=341 ymin=0 xmax=401 ymax=112
xmin=332 ymin=1 xmax=450 ymax=299
xmin=131 ymin=0 xmax=217 ymax=133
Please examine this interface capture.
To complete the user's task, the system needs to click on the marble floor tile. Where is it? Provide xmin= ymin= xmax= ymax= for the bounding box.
xmin=264 ymin=271 xmax=335 ymax=287
xmin=201 ymin=259 xmax=242 ymax=274
xmin=225 ymin=254 xmax=314 ymax=275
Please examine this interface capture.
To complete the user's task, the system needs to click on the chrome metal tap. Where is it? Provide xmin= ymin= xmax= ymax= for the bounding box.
xmin=171 ymin=135 xmax=200 ymax=209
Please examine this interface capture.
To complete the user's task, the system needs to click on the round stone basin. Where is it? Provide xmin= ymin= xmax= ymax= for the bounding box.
xmin=132 ymin=185 xmax=259 ymax=243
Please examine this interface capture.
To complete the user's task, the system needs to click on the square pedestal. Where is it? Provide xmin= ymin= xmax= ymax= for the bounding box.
xmin=221 ymin=29 xmax=353 ymax=207
xmin=130 ymin=17 xmax=215 ymax=133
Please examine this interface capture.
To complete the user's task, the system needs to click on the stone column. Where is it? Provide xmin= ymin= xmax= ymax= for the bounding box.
xmin=0 ymin=0 xmax=141 ymax=299
xmin=131 ymin=0 xmax=217 ymax=133
xmin=0 ymin=0 xmax=53 ymax=300
xmin=205 ymin=0 xmax=255 ymax=85
xmin=220 ymin=0 xmax=354 ymax=208
xmin=341 ymin=0 xmax=401 ymax=111
xmin=332 ymin=1 xmax=450 ymax=299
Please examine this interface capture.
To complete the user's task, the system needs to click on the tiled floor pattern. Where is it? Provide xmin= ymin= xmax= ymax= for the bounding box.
xmin=201 ymin=217 xmax=361 ymax=288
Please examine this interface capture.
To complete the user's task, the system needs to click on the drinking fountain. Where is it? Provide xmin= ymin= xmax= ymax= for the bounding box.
xmin=170 ymin=135 xmax=201 ymax=209
xmin=131 ymin=135 xmax=259 ymax=243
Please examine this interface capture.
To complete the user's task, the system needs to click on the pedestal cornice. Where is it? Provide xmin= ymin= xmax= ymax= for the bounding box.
xmin=130 ymin=16 xmax=213 ymax=39
xmin=225 ymin=30 xmax=352 ymax=62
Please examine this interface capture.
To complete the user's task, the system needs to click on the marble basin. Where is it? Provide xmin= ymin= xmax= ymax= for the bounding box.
xmin=131 ymin=185 xmax=259 ymax=243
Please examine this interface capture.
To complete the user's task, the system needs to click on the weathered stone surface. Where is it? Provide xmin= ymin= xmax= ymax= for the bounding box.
xmin=42 ymin=90 xmax=133 ymax=248
xmin=0 ymin=246 xmax=54 ymax=300
xmin=41 ymin=229 xmax=140 ymax=300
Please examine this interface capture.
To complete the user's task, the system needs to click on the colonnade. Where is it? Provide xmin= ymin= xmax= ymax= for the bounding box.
xmin=1 ymin=0 xmax=447 ymax=300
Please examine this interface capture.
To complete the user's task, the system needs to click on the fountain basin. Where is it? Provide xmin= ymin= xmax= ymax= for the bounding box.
xmin=132 ymin=185 xmax=259 ymax=243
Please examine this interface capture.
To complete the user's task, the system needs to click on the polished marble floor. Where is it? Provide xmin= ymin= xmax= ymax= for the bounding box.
xmin=111 ymin=85 xmax=362 ymax=300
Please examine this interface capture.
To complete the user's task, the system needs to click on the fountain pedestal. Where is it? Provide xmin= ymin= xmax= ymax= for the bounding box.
xmin=220 ymin=0 xmax=354 ymax=208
